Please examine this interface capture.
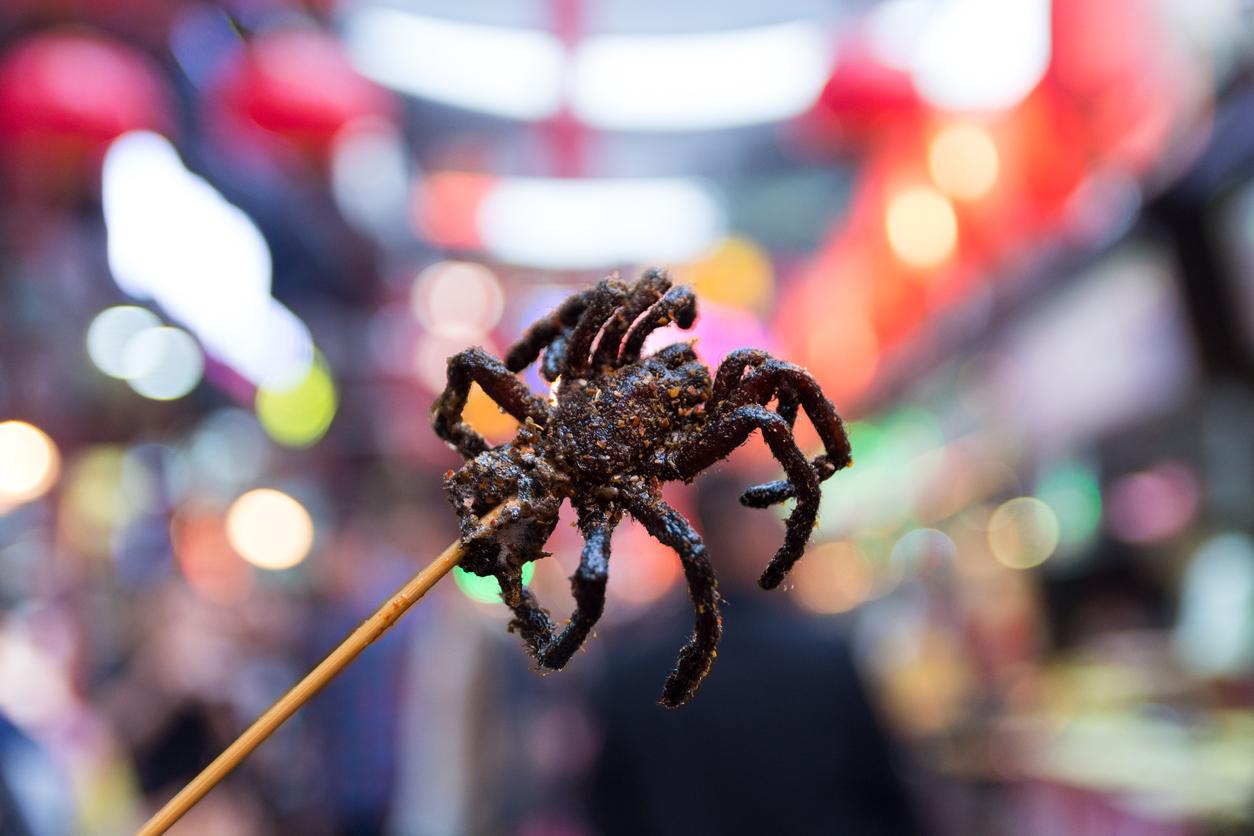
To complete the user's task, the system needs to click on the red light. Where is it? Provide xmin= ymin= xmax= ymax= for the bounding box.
xmin=414 ymin=171 xmax=495 ymax=250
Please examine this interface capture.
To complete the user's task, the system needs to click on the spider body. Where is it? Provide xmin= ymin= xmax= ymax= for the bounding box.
xmin=432 ymin=271 xmax=851 ymax=706
xmin=550 ymin=349 xmax=711 ymax=482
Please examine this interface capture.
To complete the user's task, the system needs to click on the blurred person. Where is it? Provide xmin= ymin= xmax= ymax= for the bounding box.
xmin=586 ymin=475 xmax=919 ymax=836
xmin=0 ymin=712 xmax=70 ymax=836
xmin=305 ymin=524 xmax=420 ymax=836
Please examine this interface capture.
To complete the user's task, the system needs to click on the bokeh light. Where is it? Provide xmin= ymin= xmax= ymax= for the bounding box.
xmin=885 ymin=186 xmax=958 ymax=269
xmin=185 ymin=409 xmax=271 ymax=489
xmin=413 ymin=333 xmax=501 ymax=393
xmin=103 ymin=130 xmax=318 ymax=390
xmin=0 ymin=421 xmax=61 ymax=508
xmin=988 ymin=497 xmax=1060 ymax=569
xmin=678 ymin=236 xmax=775 ymax=313
xmin=1174 ymin=533 xmax=1254 ymax=676
xmin=1035 ymin=461 xmax=1102 ymax=550
xmin=791 ymin=540 xmax=874 ymax=614
xmin=608 ymin=522 xmax=681 ymax=607
xmin=122 ymin=326 xmax=205 ymax=400
xmin=57 ymin=446 xmax=133 ymax=557
xmin=928 ymin=123 xmax=1000 ymax=200
xmin=414 ymin=170 xmax=494 ymax=249
xmin=85 ymin=305 xmax=161 ymax=378
xmin=330 ymin=120 xmax=410 ymax=239
xmin=461 ymin=383 xmax=519 ymax=446
xmin=172 ymin=508 xmax=254 ymax=605
xmin=1106 ymin=463 xmax=1199 ymax=544
xmin=410 ymin=260 xmax=505 ymax=338
xmin=817 ymin=410 xmax=946 ymax=538
xmin=890 ymin=528 xmax=958 ymax=578
xmin=225 ymin=488 xmax=315 ymax=570
xmin=255 ymin=354 xmax=338 ymax=448
xmin=454 ymin=561 xmax=535 ymax=604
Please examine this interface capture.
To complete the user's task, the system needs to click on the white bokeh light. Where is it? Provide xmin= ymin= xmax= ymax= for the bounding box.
xmin=102 ymin=131 xmax=315 ymax=389
xmin=86 ymin=305 xmax=162 ymax=379
xmin=122 ymin=326 xmax=205 ymax=401
xmin=478 ymin=177 xmax=724 ymax=269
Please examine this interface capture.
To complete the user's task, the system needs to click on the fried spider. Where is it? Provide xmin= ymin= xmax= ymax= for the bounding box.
xmin=431 ymin=270 xmax=852 ymax=706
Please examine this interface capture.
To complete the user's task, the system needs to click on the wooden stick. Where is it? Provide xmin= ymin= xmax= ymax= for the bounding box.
xmin=138 ymin=520 xmax=483 ymax=835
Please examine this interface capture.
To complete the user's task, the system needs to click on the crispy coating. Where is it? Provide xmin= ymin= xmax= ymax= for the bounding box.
xmin=431 ymin=271 xmax=852 ymax=706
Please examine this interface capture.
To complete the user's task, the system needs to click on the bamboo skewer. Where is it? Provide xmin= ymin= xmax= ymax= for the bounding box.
xmin=138 ymin=514 xmax=492 ymax=836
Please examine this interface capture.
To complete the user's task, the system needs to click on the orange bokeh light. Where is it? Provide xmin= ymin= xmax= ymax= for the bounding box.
xmin=885 ymin=186 xmax=958 ymax=269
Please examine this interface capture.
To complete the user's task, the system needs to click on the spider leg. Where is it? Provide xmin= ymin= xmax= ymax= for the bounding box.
xmin=563 ymin=278 xmax=628 ymax=380
xmin=734 ymin=382 xmax=804 ymax=507
xmin=708 ymin=350 xmax=801 ymax=438
xmin=729 ymin=360 xmax=852 ymax=507
xmin=504 ymin=287 xmax=592 ymax=373
xmin=591 ymin=268 xmax=671 ymax=371
xmin=503 ymin=504 xmax=620 ymax=670
xmin=672 ymin=404 xmax=821 ymax=590
xmin=618 ymin=285 xmax=697 ymax=366
xmin=540 ymin=331 xmax=569 ymax=383
xmin=708 ymin=348 xmax=774 ymax=413
xmin=431 ymin=347 xmax=550 ymax=458
xmin=622 ymin=492 xmax=723 ymax=708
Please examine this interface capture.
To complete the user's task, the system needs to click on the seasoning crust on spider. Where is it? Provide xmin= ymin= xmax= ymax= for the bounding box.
xmin=431 ymin=270 xmax=852 ymax=707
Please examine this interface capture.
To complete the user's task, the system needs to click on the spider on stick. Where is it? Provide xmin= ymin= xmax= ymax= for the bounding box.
xmin=432 ymin=270 xmax=852 ymax=706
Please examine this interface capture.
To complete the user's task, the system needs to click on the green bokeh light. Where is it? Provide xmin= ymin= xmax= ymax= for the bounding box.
xmin=255 ymin=354 xmax=337 ymax=448
xmin=844 ymin=419 xmax=883 ymax=462
xmin=453 ymin=561 xmax=536 ymax=604
xmin=1035 ymin=461 xmax=1102 ymax=549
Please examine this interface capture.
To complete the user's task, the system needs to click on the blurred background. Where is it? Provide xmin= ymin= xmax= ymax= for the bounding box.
xmin=2 ymin=0 xmax=1254 ymax=834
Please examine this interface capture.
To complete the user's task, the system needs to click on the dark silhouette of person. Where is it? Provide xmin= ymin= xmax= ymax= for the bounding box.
xmin=587 ymin=474 xmax=919 ymax=836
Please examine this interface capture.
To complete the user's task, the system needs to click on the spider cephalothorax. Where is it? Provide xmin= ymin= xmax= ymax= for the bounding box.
xmin=432 ymin=270 xmax=852 ymax=706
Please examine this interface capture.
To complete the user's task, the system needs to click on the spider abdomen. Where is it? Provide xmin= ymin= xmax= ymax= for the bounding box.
xmin=553 ymin=360 xmax=707 ymax=483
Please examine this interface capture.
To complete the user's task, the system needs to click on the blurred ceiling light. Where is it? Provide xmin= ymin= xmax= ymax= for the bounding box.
xmin=928 ymin=123 xmax=999 ymax=200
xmin=411 ymin=261 xmax=504 ymax=338
xmin=570 ymin=22 xmax=831 ymax=131
xmin=226 ymin=488 xmax=314 ymax=570
xmin=866 ymin=0 xmax=934 ymax=71
xmin=988 ymin=497 xmax=1060 ymax=569
xmin=885 ymin=186 xmax=958 ymax=269
xmin=343 ymin=7 xmax=563 ymax=120
xmin=102 ymin=131 xmax=314 ymax=389
xmin=122 ymin=326 xmax=204 ymax=401
xmin=86 ymin=305 xmax=162 ymax=378
xmin=0 ymin=421 xmax=60 ymax=507
xmin=912 ymin=0 xmax=1051 ymax=111
xmin=344 ymin=8 xmax=832 ymax=130
xmin=478 ymin=177 xmax=723 ymax=268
